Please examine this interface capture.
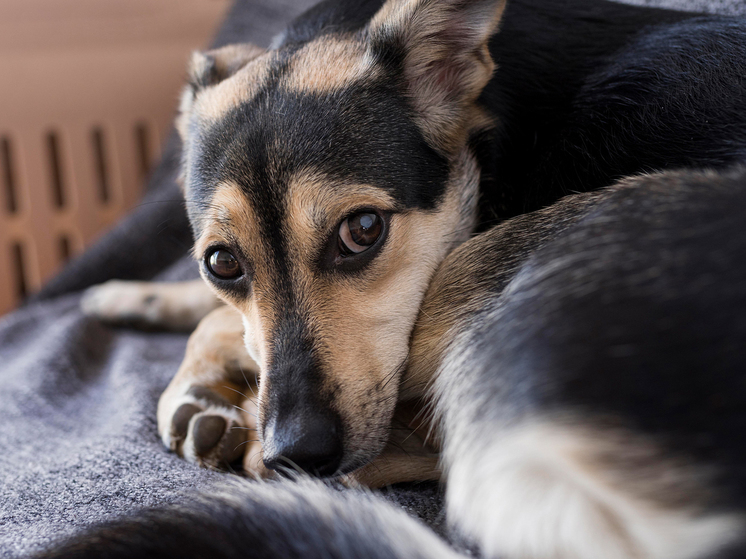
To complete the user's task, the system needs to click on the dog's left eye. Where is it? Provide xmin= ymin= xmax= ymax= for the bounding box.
xmin=206 ymin=249 xmax=242 ymax=279
xmin=338 ymin=212 xmax=383 ymax=255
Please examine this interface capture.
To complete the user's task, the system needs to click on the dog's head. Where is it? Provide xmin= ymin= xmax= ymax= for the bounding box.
xmin=178 ymin=0 xmax=506 ymax=476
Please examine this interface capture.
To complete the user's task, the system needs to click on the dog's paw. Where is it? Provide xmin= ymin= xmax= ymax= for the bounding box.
xmin=81 ymin=279 xmax=219 ymax=330
xmin=162 ymin=386 xmax=251 ymax=469
xmin=81 ymin=280 xmax=168 ymax=326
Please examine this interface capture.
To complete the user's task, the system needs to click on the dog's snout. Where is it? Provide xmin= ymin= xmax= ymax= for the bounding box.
xmin=263 ymin=412 xmax=343 ymax=477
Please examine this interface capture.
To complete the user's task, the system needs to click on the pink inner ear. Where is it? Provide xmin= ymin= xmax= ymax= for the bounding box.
xmin=438 ymin=14 xmax=471 ymax=47
xmin=430 ymin=58 xmax=472 ymax=96
xmin=416 ymin=8 xmax=491 ymax=95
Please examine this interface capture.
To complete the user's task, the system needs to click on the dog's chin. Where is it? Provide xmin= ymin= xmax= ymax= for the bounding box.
xmin=336 ymin=454 xmax=377 ymax=477
xmin=336 ymin=427 xmax=392 ymax=476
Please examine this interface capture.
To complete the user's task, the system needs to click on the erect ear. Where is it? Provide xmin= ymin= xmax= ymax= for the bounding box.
xmin=367 ymin=0 xmax=506 ymax=152
xmin=176 ymin=43 xmax=265 ymax=141
xmin=187 ymin=43 xmax=266 ymax=89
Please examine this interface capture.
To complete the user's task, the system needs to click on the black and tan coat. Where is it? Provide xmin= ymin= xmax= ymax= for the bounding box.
xmin=77 ymin=0 xmax=746 ymax=557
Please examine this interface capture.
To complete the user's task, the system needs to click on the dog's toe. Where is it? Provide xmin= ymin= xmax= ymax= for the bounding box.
xmin=189 ymin=413 xmax=247 ymax=467
xmin=193 ymin=414 xmax=226 ymax=454
xmin=171 ymin=403 xmax=202 ymax=445
xmin=166 ymin=387 xmax=249 ymax=469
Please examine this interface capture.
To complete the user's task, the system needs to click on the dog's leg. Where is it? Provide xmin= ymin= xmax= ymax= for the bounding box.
xmin=158 ymin=304 xmax=267 ymax=475
xmin=155 ymin=301 xmax=438 ymax=484
xmin=161 ymin=306 xmax=438 ymax=484
xmin=81 ymin=279 xmax=221 ymax=331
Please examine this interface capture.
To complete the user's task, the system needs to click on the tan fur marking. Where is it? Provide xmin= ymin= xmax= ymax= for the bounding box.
xmin=344 ymin=400 xmax=440 ymax=488
xmin=177 ymin=44 xmax=267 ymax=141
xmin=281 ymin=36 xmax=378 ymax=94
xmin=192 ymin=181 xmax=276 ymax=372
xmin=193 ymin=181 xmax=263 ymax=260
xmin=189 ymin=50 xmax=273 ymax=125
xmin=285 ymin=170 xmax=398 ymax=245
xmin=347 ymin=454 xmax=440 ymax=488
xmin=158 ymin=306 xmax=258 ymax=410
xmin=191 ymin=44 xmax=267 ymax=86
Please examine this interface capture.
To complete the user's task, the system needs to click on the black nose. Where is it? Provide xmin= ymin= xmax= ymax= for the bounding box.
xmin=262 ymin=412 xmax=343 ymax=477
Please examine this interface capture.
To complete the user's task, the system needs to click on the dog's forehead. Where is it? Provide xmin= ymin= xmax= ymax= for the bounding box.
xmin=184 ymin=41 xmax=450 ymax=229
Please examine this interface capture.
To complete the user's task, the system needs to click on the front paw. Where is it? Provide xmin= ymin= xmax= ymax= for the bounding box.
xmin=81 ymin=280 xmax=168 ymax=328
xmin=81 ymin=279 xmax=220 ymax=330
xmin=160 ymin=386 xmax=252 ymax=470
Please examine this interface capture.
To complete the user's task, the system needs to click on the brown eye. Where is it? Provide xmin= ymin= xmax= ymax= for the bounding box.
xmin=338 ymin=212 xmax=383 ymax=255
xmin=206 ymin=249 xmax=242 ymax=279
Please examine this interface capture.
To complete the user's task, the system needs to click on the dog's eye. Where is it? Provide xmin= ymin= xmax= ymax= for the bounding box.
xmin=206 ymin=249 xmax=242 ymax=279
xmin=338 ymin=212 xmax=383 ymax=255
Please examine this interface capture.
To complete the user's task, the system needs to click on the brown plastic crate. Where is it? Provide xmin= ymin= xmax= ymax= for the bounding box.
xmin=0 ymin=0 xmax=231 ymax=315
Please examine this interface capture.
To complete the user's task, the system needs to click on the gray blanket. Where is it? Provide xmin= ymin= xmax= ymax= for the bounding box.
xmin=1 ymin=0 xmax=744 ymax=556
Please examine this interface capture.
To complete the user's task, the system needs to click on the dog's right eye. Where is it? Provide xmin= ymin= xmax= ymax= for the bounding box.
xmin=206 ymin=249 xmax=242 ymax=279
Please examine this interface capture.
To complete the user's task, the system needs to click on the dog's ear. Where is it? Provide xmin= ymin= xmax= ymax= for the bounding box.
xmin=176 ymin=43 xmax=265 ymax=141
xmin=186 ymin=44 xmax=266 ymax=90
xmin=367 ymin=0 xmax=506 ymax=151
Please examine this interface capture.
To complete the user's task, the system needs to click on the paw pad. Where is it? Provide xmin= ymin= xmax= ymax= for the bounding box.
xmin=168 ymin=386 xmax=248 ymax=468
xmin=172 ymin=403 xmax=201 ymax=440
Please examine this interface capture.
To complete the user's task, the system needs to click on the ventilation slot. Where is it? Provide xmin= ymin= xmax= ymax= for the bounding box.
xmin=91 ymin=127 xmax=110 ymax=204
xmin=59 ymin=235 xmax=72 ymax=264
xmin=46 ymin=131 xmax=66 ymax=208
xmin=2 ymin=136 xmax=17 ymax=214
xmin=11 ymin=242 xmax=27 ymax=299
xmin=134 ymin=122 xmax=151 ymax=180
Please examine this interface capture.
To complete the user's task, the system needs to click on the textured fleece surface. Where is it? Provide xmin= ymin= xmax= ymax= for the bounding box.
xmin=1 ymin=0 xmax=744 ymax=557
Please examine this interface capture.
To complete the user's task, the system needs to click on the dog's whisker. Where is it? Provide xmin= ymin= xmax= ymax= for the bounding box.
xmin=233 ymin=404 xmax=257 ymax=418
xmin=233 ymin=439 xmax=260 ymax=451
xmin=276 ymin=456 xmax=305 ymax=477
xmin=222 ymin=384 xmax=249 ymax=400
xmin=380 ymin=358 xmax=408 ymax=391
xmin=388 ymin=441 xmax=414 ymax=458
xmin=239 ymin=366 xmax=258 ymax=399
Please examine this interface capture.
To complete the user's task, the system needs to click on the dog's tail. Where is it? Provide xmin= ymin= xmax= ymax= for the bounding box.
xmin=33 ymin=478 xmax=462 ymax=559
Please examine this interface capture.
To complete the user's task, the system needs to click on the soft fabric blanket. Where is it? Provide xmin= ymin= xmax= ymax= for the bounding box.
xmin=1 ymin=0 xmax=744 ymax=556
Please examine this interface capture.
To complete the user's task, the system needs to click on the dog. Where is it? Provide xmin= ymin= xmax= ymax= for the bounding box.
xmin=70 ymin=0 xmax=746 ymax=556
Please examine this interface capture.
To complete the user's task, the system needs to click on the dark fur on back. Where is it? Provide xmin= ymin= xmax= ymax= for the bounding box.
xmin=483 ymin=3 xmax=746 ymax=220
xmin=435 ymin=166 xmax=746 ymax=491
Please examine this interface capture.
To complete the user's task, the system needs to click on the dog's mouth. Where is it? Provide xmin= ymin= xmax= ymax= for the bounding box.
xmin=259 ymin=405 xmax=395 ymax=478
xmin=257 ymin=372 xmax=403 ymax=479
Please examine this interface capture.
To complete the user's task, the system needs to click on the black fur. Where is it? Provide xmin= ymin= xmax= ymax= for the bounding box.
xmin=187 ymin=82 xmax=449 ymax=236
xmin=429 ymin=166 xmax=746 ymax=557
